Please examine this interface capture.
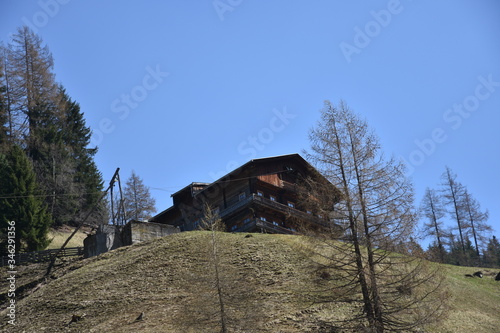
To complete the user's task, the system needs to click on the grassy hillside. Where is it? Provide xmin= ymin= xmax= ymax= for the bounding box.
xmin=1 ymin=232 xmax=499 ymax=332
xmin=46 ymin=226 xmax=88 ymax=249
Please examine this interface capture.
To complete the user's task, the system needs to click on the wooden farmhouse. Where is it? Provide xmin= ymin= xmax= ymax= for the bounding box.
xmin=150 ymin=154 xmax=339 ymax=234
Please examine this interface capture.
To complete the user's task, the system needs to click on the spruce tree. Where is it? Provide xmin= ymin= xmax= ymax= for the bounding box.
xmin=0 ymin=145 xmax=52 ymax=252
xmin=484 ymin=236 xmax=500 ymax=268
xmin=59 ymin=89 xmax=104 ymax=225
xmin=2 ymin=27 xmax=105 ymax=227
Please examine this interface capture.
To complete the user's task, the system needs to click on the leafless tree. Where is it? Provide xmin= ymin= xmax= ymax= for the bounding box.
xmin=441 ymin=167 xmax=467 ymax=254
xmin=6 ymin=26 xmax=58 ymax=141
xmin=0 ymin=45 xmax=17 ymax=144
xmin=462 ymin=188 xmax=492 ymax=259
xmin=178 ymin=204 xmax=263 ymax=332
xmin=420 ymin=188 xmax=448 ymax=262
xmin=201 ymin=204 xmax=228 ymax=333
xmin=304 ymin=100 xmax=446 ymax=332
xmin=123 ymin=170 xmax=156 ymax=221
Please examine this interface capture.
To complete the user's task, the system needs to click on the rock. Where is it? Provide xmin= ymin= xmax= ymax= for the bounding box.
xmin=135 ymin=312 xmax=144 ymax=321
xmin=67 ymin=313 xmax=86 ymax=326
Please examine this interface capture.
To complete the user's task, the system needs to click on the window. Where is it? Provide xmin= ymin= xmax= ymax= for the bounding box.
xmin=260 ymin=216 xmax=266 ymax=221
xmin=231 ymin=225 xmax=238 ymax=231
xmin=270 ymin=195 xmax=276 ymax=201
xmin=239 ymin=192 xmax=246 ymax=200
xmin=287 ymin=201 xmax=295 ymax=208
xmin=307 ymin=210 xmax=312 ymax=215
xmin=257 ymin=190 xmax=264 ymax=197
xmin=272 ymin=221 xmax=280 ymax=226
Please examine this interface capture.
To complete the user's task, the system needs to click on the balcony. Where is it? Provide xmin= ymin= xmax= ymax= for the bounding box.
xmin=233 ymin=218 xmax=295 ymax=234
xmin=219 ymin=193 xmax=329 ymax=228
xmin=219 ymin=194 xmax=254 ymax=218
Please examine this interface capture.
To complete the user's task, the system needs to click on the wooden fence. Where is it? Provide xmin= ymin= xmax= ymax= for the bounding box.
xmin=1 ymin=247 xmax=84 ymax=267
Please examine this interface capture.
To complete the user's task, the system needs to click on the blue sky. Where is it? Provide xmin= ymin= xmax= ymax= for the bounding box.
xmin=1 ymin=1 xmax=499 ymax=244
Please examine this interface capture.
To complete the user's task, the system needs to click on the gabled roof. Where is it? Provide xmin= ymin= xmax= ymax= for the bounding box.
xmin=170 ymin=182 xmax=211 ymax=198
xmin=151 ymin=153 xmax=334 ymax=221
xmin=190 ymin=153 xmax=333 ymax=197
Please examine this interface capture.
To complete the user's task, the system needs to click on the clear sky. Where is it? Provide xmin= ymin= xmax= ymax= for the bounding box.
xmin=1 ymin=1 xmax=499 ymax=244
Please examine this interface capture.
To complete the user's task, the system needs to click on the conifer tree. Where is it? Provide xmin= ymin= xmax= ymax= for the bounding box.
xmin=2 ymin=27 xmax=105 ymax=226
xmin=123 ymin=171 xmax=156 ymax=221
xmin=0 ymin=145 xmax=52 ymax=252
xmin=0 ymin=65 xmax=8 ymax=150
xmin=462 ymin=188 xmax=491 ymax=259
xmin=7 ymin=26 xmax=57 ymax=142
xmin=58 ymin=88 xmax=104 ymax=225
xmin=0 ymin=44 xmax=18 ymax=143
xmin=420 ymin=188 xmax=448 ymax=262
xmin=484 ymin=236 xmax=500 ymax=268
xmin=441 ymin=167 xmax=467 ymax=254
xmin=305 ymin=100 xmax=445 ymax=332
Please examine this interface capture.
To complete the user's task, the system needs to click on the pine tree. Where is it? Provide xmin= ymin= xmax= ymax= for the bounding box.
xmin=123 ymin=171 xmax=156 ymax=221
xmin=447 ymin=234 xmax=478 ymax=266
xmin=0 ymin=145 xmax=52 ymax=252
xmin=483 ymin=236 xmax=500 ymax=268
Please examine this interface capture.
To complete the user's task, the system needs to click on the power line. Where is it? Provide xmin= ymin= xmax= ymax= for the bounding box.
xmin=0 ymin=191 xmax=104 ymax=200
xmin=0 ymin=170 xmax=294 ymax=199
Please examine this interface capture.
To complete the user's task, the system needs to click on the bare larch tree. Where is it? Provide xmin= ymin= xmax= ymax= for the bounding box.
xmin=441 ymin=167 xmax=467 ymax=254
xmin=420 ymin=187 xmax=448 ymax=263
xmin=304 ymin=100 xmax=446 ymax=332
xmin=462 ymin=188 xmax=491 ymax=259
xmin=123 ymin=170 xmax=156 ymax=221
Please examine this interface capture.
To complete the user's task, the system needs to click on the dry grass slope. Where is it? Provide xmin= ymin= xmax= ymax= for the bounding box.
xmin=46 ymin=226 xmax=88 ymax=249
xmin=1 ymin=232 xmax=499 ymax=332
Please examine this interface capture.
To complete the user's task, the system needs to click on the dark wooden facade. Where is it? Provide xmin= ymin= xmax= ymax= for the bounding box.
xmin=150 ymin=154 xmax=337 ymax=234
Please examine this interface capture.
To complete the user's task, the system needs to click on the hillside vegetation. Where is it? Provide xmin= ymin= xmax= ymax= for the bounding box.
xmin=45 ymin=227 xmax=88 ymax=249
xmin=1 ymin=232 xmax=499 ymax=332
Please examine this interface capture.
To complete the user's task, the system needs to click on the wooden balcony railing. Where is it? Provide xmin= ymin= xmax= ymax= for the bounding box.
xmin=219 ymin=193 xmax=330 ymax=228
xmin=232 ymin=218 xmax=295 ymax=234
